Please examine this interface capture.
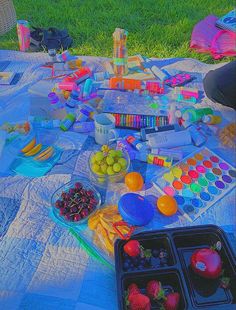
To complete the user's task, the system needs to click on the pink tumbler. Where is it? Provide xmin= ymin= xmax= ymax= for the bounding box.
xmin=17 ymin=20 xmax=30 ymax=52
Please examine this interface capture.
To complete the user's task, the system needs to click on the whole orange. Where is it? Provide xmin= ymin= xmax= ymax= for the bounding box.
xmin=157 ymin=195 xmax=178 ymax=216
xmin=125 ymin=172 xmax=144 ymax=191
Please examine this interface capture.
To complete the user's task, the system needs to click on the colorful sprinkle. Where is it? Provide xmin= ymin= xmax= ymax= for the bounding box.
xmin=208 ymin=185 xmax=218 ymax=195
xmin=196 ymin=165 xmax=206 ymax=173
xmin=206 ymin=172 xmax=216 ymax=181
xmin=198 ymin=177 xmax=208 ymax=187
xmin=219 ymin=162 xmax=229 ymax=170
xmin=190 ymin=183 xmax=202 ymax=193
xmin=188 ymin=170 xmax=199 ymax=179
xmin=194 ymin=153 xmax=204 ymax=161
xmin=215 ymin=180 xmax=225 ymax=189
xmin=181 ymin=175 xmax=192 ymax=184
xmin=200 ymin=192 xmax=211 ymax=201
xmin=163 ymin=186 xmax=175 ymax=196
xmin=171 ymin=167 xmax=182 ymax=178
xmin=172 ymin=180 xmax=183 ymax=190
xmin=229 ymin=170 xmax=236 ymax=178
xmin=203 ymin=160 xmax=212 ymax=168
xmin=210 ymin=156 xmax=219 ymax=163
xmin=222 ymin=175 xmax=232 ymax=183
xmin=212 ymin=168 xmax=222 ymax=176
xmin=191 ymin=198 xmax=203 ymax=208
xmin=187 ymin=158 xmax=197 ymax=166
xmin=174 ymin=195 xmax=185 ymax=205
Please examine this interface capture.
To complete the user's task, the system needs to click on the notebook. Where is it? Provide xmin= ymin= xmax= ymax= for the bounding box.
xmin=216 ymin=9 xmax=236 ymax=33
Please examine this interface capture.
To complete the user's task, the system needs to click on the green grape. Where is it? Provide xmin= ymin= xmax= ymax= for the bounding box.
xmin=92 ymin=163 xmax=100 ymax=173
xmin=101 ymin=163 xmax=108 ymax=174
xmin=113 ymin=163 xmax=121 ymax=172
xmin=107 ymin=166 xmax=115 ymax=175
xmin=115 ymin=150 xmax=123 ymax=158
xmin=95 ymin=151 xmax=104 ymax=162
xmin=118 ymin=158 xmax=127 ymax=168
xmin=90 ymin=155 xmax=97 ymax=164
xmin=108 ymin=149 xmax=117 ymax=157
xmin=106 ymin=156 xmax=114 ymax=165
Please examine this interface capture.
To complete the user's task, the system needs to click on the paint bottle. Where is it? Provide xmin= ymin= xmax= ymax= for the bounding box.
xmin=93 ymin=71 xmax=110 ymax=81
xmin=83 ymin=78 xmax=93 ymax=98
xmin=57 ymin=81 xmax=77 ymax=91
xmin=147 ymin=154 xmax=173 ymax=168
xmin=147 ymin=130 xmax=192 ymax=148
xmin=202 ymin=114 xmax=222 ymax=125
xmin=66 ymin=89 xmax=80 ymax=108
xmin=168 ymin=103 xmax=177 ymax=125
xmin=60 ymin=113 xmax=76 ymax=131
xmin=151 ymin=148 xmax=183 ymax=161
xmin=76 ymin=108 xmax=90 ymax=122
xmin=183 ymin=108 xmax=213 ymax=122
xmin=126 ymin=135 xmax=148 ymax=151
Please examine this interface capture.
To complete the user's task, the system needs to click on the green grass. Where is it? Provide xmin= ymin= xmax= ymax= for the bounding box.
xmin=0 ymin=0 xmax=235 ymax=63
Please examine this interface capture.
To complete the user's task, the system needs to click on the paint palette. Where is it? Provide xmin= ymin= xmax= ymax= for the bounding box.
xmin=152 ymin=148 xmax=236 ymax=221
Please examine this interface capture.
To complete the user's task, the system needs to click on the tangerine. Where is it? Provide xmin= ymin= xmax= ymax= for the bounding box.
xmin=125 ymin=172 xmax=144 ymax=191
xmin=157 ymin=195 xmax=178 ymax=216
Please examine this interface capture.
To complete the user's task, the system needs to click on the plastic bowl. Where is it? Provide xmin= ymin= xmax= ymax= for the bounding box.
xmin=89 ymin=149 xmax=130 ymax=187
xmin=51 ymin=177 xmax=101 ymax=227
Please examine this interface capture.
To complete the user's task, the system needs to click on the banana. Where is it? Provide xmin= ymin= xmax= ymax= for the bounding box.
xmin=21 ymin=138 xmax=36 ymax=153
xmin=24 ymin=144 xmax=42 ymax=156
xmin=35 ymin=147 xmax=54 ymax=161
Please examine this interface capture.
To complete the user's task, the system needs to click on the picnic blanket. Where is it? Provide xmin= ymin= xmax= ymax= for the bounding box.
xmin=0 ymin=50 xmax=235 ymax=310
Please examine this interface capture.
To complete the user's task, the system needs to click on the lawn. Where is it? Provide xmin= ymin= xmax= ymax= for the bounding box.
xmin=0 ymin=0 xmax=235 ymax=63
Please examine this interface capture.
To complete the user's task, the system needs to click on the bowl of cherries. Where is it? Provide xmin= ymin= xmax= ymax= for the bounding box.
xmin=51 ymin=177 xmax=101 ymax=226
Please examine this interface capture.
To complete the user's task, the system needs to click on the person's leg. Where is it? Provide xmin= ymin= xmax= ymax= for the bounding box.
xmin=203 ymin=61 xmax=236 ymax=110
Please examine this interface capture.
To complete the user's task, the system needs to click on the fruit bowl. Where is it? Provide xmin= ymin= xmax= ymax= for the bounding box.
xmin=89 ymin=147 xmax=130 ymax=187
xmin=51 ymin=177 xmax=101 ymax=227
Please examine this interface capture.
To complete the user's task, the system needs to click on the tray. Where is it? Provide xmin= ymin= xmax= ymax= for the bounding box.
xmin=115 ymin=225 xmax=236 ymax=309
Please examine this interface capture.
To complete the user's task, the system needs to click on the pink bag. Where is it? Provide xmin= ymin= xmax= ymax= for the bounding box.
xmin=190 ymin=15 xmax=236 ymax=59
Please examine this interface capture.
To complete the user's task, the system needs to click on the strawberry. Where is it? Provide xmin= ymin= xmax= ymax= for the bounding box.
xmin=124 ymin=240 xmax=141 ymax=257
xmin=128 ymin=293 xmax=151 ymax=310
xmin=162 ymin=292 xmax=180 ymax=310
xmin=190 ymin=248 xmax=222 ymax=279
xmin=146 ymin=280 xmax=165 ymax=300
xmin=128 ymin=283 xmax=141 ymax=296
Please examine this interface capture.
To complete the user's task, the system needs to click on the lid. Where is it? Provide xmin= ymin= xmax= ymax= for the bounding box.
xmin=118 ymin=193 xmax=154 ymax=226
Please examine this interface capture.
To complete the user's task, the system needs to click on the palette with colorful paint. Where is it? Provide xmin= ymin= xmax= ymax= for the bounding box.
xmin=152 ymin=148 xmax=236 ymax=221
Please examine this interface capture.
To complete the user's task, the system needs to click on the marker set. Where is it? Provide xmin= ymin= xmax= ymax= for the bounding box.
xmin=152 ymin=148 xmax=236 ymax=222
xmin=112 ymin=113 xmax=168 ymax=129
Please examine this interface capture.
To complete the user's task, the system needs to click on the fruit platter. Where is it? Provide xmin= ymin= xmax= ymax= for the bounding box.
xmin=114 ymin=225 xmax=236 ymax=309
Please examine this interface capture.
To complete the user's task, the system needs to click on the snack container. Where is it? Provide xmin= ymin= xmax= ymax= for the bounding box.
xmin=115 ymin=225 xmax=236 ymax=309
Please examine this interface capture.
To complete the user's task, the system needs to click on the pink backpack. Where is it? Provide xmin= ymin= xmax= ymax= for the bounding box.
xmin=190 ymin=15 xmax=236 ymax=59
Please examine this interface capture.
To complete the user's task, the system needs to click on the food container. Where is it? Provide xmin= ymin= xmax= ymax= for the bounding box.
xmin=89 ymin=149 xmax=130 ymax=187
xmin=115 ymin=225 xmax=236 ymax=309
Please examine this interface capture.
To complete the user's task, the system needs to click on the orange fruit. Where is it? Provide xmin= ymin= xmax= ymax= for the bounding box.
xmin=157 ymin=195 xmax=178 ymax=216
xmin=125 ymin=172 xmax=144 ymax=191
